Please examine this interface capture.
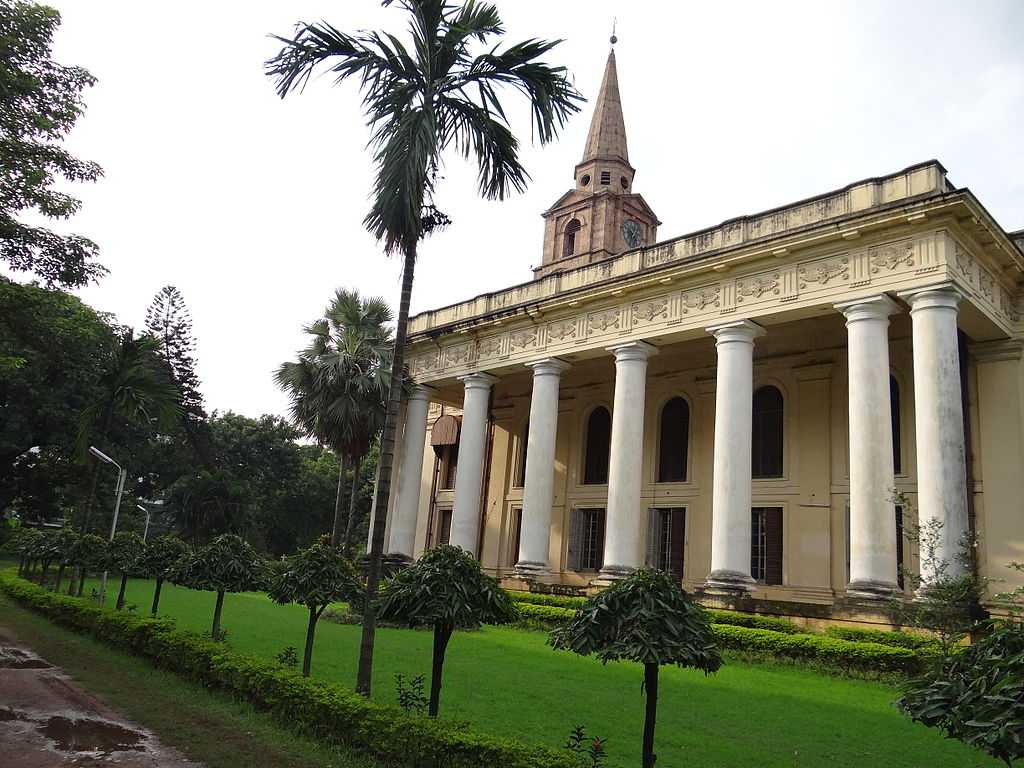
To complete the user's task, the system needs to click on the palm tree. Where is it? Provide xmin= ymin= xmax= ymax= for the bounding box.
xmin=267 ymin=0 xmax=583 ymax=696
xmin=276 ymin=289 xmax=392 ymax=550
xmin=78 ymin=329 xmax=181 ymax=533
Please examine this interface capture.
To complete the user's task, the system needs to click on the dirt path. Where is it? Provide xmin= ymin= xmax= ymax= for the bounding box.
xmin=0 ymin=626 xmax=201 ymax=768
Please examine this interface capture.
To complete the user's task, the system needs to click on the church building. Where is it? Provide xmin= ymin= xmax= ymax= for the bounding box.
xmin=379 ymin=43 xmax=1024 ymax=622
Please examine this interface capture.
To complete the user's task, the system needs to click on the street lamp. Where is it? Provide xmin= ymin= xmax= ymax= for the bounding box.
xmin=90 ymin=445 xmax=126 ymax=603
xmin=136 ymin=505 xmax=151 ymax=542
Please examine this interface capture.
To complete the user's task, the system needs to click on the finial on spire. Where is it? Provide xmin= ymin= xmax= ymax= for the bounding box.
xmin=610 ymin=17 xmax=617 ymax=45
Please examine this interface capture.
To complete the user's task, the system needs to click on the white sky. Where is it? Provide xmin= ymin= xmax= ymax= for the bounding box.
xmin=36 ymin=0 xmax=1024 ymax=418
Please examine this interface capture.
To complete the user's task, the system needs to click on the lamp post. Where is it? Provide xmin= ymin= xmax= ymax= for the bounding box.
xmin=137 ymin=505 xmax=151 ymax=542
xmin=90 ymin=446 xmax=126 ymax=603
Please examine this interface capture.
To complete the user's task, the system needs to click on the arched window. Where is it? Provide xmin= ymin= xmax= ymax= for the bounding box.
xmin=563 ymin=218 xmax=581 ymax=258
xmin=890 ymin=375 xmax=902 ymax=474
xmin=752 ymin=385 xmax=784 ymax=478
xmin=583 ymin=406 xmax=611 ymax=485
xmin=657 ymin=397 xmax=690 ymax=482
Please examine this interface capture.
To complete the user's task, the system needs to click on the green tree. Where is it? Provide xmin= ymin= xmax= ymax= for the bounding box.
xmin=13 ymin=527 xmax=41 ymax=577
xmin=267 ymin=542 xmax=362 ymax=676
xmin=78 ymin=329 xmax=181 ymax=533
xmin=170 ymin=533 xmax=265 ymax=639
xmin=550 ymin=569 xmax=723 ymax=768
xmin=276 ymin=289 xmax=392 ymax=550
xmin=0 ymin=0 xmax=104 ymax=287
xmin=68 ymin=532 xmax=106 ymax=596
xmin=0 ymin=278 xmax=114 ymax=510
xmin=898 ymin=620 xmax=1024 ymax=767
xmin=50 ymin=526 xmax=78 ymax=593
xmin=140 ymin=534 xmax=189 ymax=615
xmin=104 ymin=531 xmax=145 ymax=610
xmin=267 ymin=0 xmax=582 ymax=696
xmin=377 ymin=545 xmax=516 ymax=716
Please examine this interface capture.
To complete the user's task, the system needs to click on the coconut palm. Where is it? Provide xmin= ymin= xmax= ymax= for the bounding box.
xmin=77 ymin=329 xmax=181 ymax=533
xmin=276 ymin=289 xmax=392 ymax=550
xmin=267 ymin=0 xmax=582 ymax=696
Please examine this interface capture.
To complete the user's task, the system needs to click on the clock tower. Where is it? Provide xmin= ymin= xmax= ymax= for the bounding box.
xmin=535 ymin=41 xmax=660 ymax=278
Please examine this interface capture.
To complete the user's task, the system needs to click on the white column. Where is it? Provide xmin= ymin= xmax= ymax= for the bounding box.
xmin=900 ymin=284 xmax=969 ymax=583
xmin=598 ymin=341 xmax=657 ymax=582
xmin=449 ymin=372 xmax=497 ymax=556
xmin=387 ymin=385 xmax=434 ymax=560
xmin=706 ymin=320 xmax=764 ymax=592
xmin=516 ymin=358 xmax=570 ymax=578
xmin=836 ymin=295 xmax=900 ymax=597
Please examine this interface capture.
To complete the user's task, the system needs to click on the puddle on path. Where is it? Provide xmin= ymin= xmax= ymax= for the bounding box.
xmin=0 ymin=647 xmax=52 ymax=669
xmin=39 ymin=715 xmax=146 ymax=756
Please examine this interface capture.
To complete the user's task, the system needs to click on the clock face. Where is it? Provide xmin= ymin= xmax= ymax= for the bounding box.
xmin=621 ymin=218 xmax=643 ymax=248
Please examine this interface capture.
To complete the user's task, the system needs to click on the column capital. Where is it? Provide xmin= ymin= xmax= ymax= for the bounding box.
xmin=705 ymin=318 xmax=765 ymax=344
xmin=525 ymin=357 xmax=572 ymax=377
xmin=897 ymin=282 xmax=965 ymax=312
xmin=408 ymin=384 xmax=436 ymax=402
xmin=834 ymin=293 xmax=900 ymax=323
xmin=606 ymin=340 xmax=658 ymax=363
xmin=457 ymin=371 xmax=499 ymax=391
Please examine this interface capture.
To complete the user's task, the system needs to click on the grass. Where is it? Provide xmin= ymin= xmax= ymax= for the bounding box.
xmin=51 ymin=572 xmax=997 ymax=768
xmin=0 ymin=590 xmax=387 ymax=768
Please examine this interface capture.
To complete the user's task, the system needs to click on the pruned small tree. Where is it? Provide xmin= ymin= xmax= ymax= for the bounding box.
xmin=170 ymin=533 xmax=266 ymax=639
xmin=377 ymin=545 xmax=517 ymax=716
xmin=898 ymin=619 xmax=1024 ymax=766
xmin=267 ymin=542 xmax=362 ymax=676
xmin=550 ymin=569 xmax=723 ymax=768
xmin=51 ymin=527 xmax=78 ymax=593
xmin=105 ymin=531 xmax=145 ymax=610
xmin=14 ymin=528 xmax=42 ymax=577
xmin=69 ymin=532 xmax=106 ymax=596
xmin=140 ymin=534 xmax=189 ymax=615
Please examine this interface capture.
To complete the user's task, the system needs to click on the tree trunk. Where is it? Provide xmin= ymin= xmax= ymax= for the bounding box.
xmin=428 ymin=622 xmax=452 ymax=718
xmin=40 ymin=559 xmax=51 ymax=586
xmin=67 ymin=567 xmax=79 ymax=595
xmin=302 ymin=606 xmax=320 ymax=677
xmin=341 ymin=454 xmax=363 ymax=555
xmin=642 ymin=663 xmax=660 ymax=768
xmin=151 ymin=578 xmax=164 ymax=615
xmin=17 ymin=556 xmax=25 ymax=577
xmin=54 ymin=564 xmax=65 ymax=594
xmin=356 ymin=242 xmax=417 ymax=697
xmin=115 ymin=572 xmax=128 ymax=610
xmin=77 ymin=568 xmax=87 ymax=596
xmin=331 ymin=453 xmax=350 ymax=546
xmin=211 ymin=590 xmax=225 ymax=639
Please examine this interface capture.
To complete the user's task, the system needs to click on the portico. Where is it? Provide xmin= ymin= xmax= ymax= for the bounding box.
xmin=380 ymin=44 xmax=1024 ymax=618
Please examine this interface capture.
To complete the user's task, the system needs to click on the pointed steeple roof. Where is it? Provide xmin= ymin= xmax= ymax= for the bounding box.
xmin=580 ymin=48 xmax=630 ymax=166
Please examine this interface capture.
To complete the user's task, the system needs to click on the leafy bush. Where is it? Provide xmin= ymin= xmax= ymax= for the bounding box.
xmin=514 ymin=602 xmax=574 ymax=629
xmin=706 ymin=609 xmax=798 ymax=634
xmin=275 ymin=646 xmax=299 ymax=668
xmin=0 ymin=571 xmax=577 ymax=768
xmin=825 ymin=625 xmax=941 ymax=652
xmin=898 ymin=620 xmax=1024 ymax=766
xmin=395 ymin=673 xmax=428 ymax=715
xmin=508 ymin=591 xmax=587 ymax=609
xmin=711 ymin=625 xmax=922 ymax=675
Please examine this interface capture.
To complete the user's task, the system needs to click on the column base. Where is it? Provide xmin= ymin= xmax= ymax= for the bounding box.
xmin=846 ymin=578 xmax=898 ymax=600
xmin=513 ymin=561 xmax=552 ymax=581
xmin=592 ymin=564 xmax=635 ymax=586
xmin=704 ymin=569 xmax=756 ymax=594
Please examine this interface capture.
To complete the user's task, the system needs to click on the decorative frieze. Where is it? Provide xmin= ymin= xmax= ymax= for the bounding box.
xmin=868 ymin=240 xmax=914 ymax=273
xmin=632 ymin=297 xmax=670 ymax=325
xmin=735 ymin=272 xmax=780 ymax=303
xmin=509 ymin=328 xmax=540 ymax=352
xmin=444 ymin=342 xmax=474 ymax=367
xmin=587 ymin=307 xmax=622 ymax=334
xmin=682 ymin=286 xmax=721 ymax=314
xmin=799 ymin=257 xmax=849 ymax=289
xmin=546 ymin=319 xmax=578 ymax=343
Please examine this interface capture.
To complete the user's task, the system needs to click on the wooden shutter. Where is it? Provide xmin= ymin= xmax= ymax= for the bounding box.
xmin=764 ymin=507 xmax=784 ymax=585
xmin=645 ymin=509 xmax=660 ymax=568
xmin=593 ymin=510 xmax=606 ymax=571
xmin=670 ymin=508 xmax=686 ymax=580
xmin=567 ymin=508 xmax=583 ymax=571
xmin=438 ymin=508 xmax=453 ymax=546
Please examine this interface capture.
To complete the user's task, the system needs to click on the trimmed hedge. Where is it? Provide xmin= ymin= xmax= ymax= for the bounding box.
xmin=507 ymin=591 xmax=587 ymax=609
xmin=825 ymin=625 xmax=941 ymax=652
xmin=706 ymin=609 xmax=798 ymax=634
xmin=0 ymin=573 xmax=576 ymax=768
xmin=711 ymin=624 xmax=923 ymax=675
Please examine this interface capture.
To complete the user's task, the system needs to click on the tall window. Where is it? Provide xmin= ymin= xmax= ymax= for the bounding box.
xmin=751 ymin=507 xmax=783 ymax=585
xmin=440 ymin=444 xmax=458 ymax=490
xmin=510 ymin=507 xmax=523 ymax=566
xmin=646 ymin=507 xmax=685 ymax=579
xmin=563 ymin=218 xmax=581 ymax=257
xmin=752 ymin=385 xmax=784 ymax=478
xmin=657 ymin=397 xmax=690 ymax=482
xmin=514 ymin=420 xmax=529 ymax=487
xmin=583 ymin=407 xmax=611 ymax=484
xmin=568 ymin=508 xmax=605 ymax=571
xmin=436 ymin=508 xmax=453 ymax=547
xmin=891 ymin=376 xmax=902 ymax=474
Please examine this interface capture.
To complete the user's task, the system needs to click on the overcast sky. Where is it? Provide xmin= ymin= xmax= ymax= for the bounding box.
xmin=36 ymin=0 xmax=1024 ymax=419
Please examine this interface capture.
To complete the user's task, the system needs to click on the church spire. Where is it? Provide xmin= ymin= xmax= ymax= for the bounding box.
xmin=580 ymin=46 xmax=630 ymax=166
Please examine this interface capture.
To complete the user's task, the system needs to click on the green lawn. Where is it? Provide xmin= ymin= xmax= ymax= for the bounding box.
xmin=76 ymin=574 xmax=995 ymax=768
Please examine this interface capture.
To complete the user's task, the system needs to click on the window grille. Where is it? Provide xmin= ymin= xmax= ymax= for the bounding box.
xmin=751 ymin=507 xmax=783 ymax=584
